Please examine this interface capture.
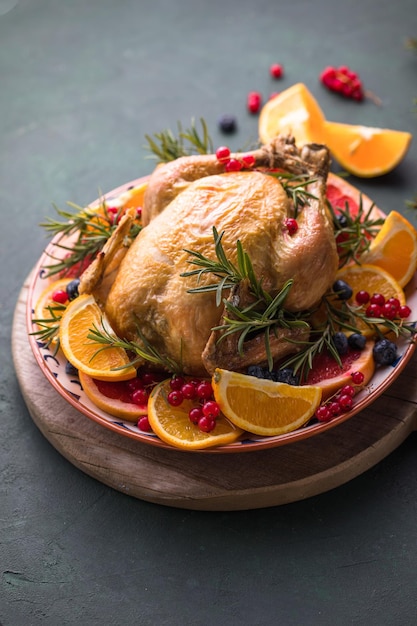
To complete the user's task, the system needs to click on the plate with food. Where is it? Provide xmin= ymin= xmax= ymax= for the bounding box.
xmin=27 ymin=110 xmax=417 ymax=453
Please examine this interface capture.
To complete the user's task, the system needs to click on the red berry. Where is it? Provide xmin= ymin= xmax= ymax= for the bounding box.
xmin=285 ymin=218 xmax=298 ymax=235
xmin=170 ymin=376 xmax=185 ymax=390
xmin=366 ymin=303 xmax=382 ymax=318
xmin=142 ymin=372 xmax=161 ymax=386
xmin=202 ymin=400 xmax=220 ymax=419
xmin=270 ymin=63 xmax=283 ymax=79
xmin=247 ymin=91 xmax=262 ymax=113
xmin=328 ymin=401 xmax=341 ymax=416
xmin=137 ymin=416 xmax=152 ymax=432
xmin=355 ymin=290 xmax=370 ymax=305
xmin=316 ymin=405 xmax=332 ymax=422
xmin=370 ymin=293 xmax=385 ymax=306
xmin=216 ymin=146 xmax=231 ymax=163
xmin=196 ymin=381 xmax=213 ymax=400
xmin=382 ymin=302 xmax=398 ymax=320
xmin=131 ymin=388 xmax=149 ymax=406
xmin=241 ymin=154 xmax=255 ymax=168
xmin=52 ymin=289 xmax=69 ymax=304
xmin=338 ymin=394 xmax=353 ymax=411
xmin=386 ymin=297 xmax=400 ymax=311
xmin=167 ymin=390 xmax=184 ymax=407
xmin=340 ymin=384 xmax=355 ymax=397
xmin=189 ymin=407 xmax=203 ymax=425
xmin=198 ymin=416 xmax=216 ymax=433
xmin=399 ymin=305 xmax=411 ymax=318
xmin=126 ymin=377 xmax=145 ymax=392
xmin=351 ymin=371 xmax=364 ymax=385
xmin=136 ymin=207 xmax=142 ymax=219
xmin=225 ymin=158 xmax=243 ymax=172
xmin=181 ymin=382 xmax=197 ymax=400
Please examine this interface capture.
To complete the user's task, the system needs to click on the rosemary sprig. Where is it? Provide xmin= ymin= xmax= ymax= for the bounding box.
xmin=182 ymin=227 xmax=273 ymax=306
xmin=30 ymin=303 xmax=67 ymax=354
xmin=268 ymin=172 xmax=318 ymax=218
xmin=144 ymin=118 xmax=213 ymax=163
xmin=40 ymin=201 xmax=141 ymax=278
xmin=87 ymin=321 xmax=182 ymax=374
xmin=328 ymin=194 xmax=384 ymax=267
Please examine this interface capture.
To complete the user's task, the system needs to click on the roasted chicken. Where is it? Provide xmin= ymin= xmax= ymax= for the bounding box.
xmin=80 ymin=136 xmax=339 ymax=376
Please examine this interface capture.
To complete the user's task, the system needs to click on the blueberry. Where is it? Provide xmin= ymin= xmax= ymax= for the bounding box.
xmin=332 ymin=279 xmax=353 ymax=301
xmin=348 ymin=332 xmax=366 ymax=350
xmin=247 ymin=365 xmax=265 ymax=379
xmin=271 ymin=368 xmax=300 ymax=386
xmin=66 ymin=278 xmax=80 ymax=301
xmin=373 ymin=339 xmax=398 ymax=366
xmin=218 ymin=114 xmax=237 ymax=134
xmin=332 ymin=332 xmax=349 ymax=355
xmin=337 ymin=214 xmax=348 ymax=228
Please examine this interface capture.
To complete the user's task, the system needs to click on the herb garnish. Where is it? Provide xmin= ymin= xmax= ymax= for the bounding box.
xmin=144 ymin=118 xmax=213 ymax=163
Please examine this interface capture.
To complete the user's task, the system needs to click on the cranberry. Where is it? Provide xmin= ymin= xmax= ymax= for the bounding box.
xmin=285 ymin=218 xmax=298 ymax=235
xmin=189 ymin=407 xmax=203 ymax=425
xmin=202 ymin=401 xmax=220 ymax=419
xmin=225 ymin=158 xmax=243 ymax=172
xmin=355 ymin=290 xmax=370 ymax=305
xmin=131 ymin=388 xmax=149 ymax=406
xmin=386 ymin=297 xmax=401 ymax=311
xmin=196 ymin=381 xmax=214 ymax=400
xmin=351 ymin=371 xmax=364 ymax=385
xmin=382 ymin=302 xmax=398 ymax=320
xmin=126 ymin=377 xmax=145 ymax=392
xmin=370 ymin=293 xmax=385 ymax=307
xmin=51 ymin=289 xmax=69 ymax=304
xmin=316 ymin=405 xmax=332 ymax=422
xmin=247 ymin=91 xmax=262 ymax=114
xmin=167 ymin=390 xmax=184 ymax=407
xmin=241 ymin=154 xmax=255 ymax=168
xmin=216 ymin=146 xmax=231 ymax=163
xmin=328 ymin=401 xmax=342 ymax=416
xmin=137 ymin=416 xmax=152 ymax=432
xmin=340 ymin=384 xmax=355 ymax=397
xmin=198 ymin=416 xmax=216 ymax=433
xmin=399 ymin=305 xmax=411 ymax=318
xmin=181 ymin=382 xmax=197 ymax=400
xmin=338 ymin=394 xmax=353 ymax=411
xmin=366 ymin=303 xmax=382 ymax=318
xmin=270 ymin=63 xmax=283 ymax=79
xmin=170 ymin=376 xmax=185 ymax=390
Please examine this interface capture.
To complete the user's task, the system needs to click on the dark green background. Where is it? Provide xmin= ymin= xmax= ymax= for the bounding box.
xmin=1 ymin=1 xmax=417 ymax=624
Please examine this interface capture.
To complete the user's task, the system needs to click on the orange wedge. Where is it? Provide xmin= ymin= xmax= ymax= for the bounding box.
xmin=212 ymin=369 xmax=322 ymax=436
xmin=360 ymin=211 xmax=417 ymax=287
xmin=59 ymin=294 xmax=137 ymax=381
xmin=258 ymin=83 xmax=326 ymax=145
xmin=323 ymin=120 xmax=412 ymax=177
xmin=147 ymin=379 xmax=243 ymax=450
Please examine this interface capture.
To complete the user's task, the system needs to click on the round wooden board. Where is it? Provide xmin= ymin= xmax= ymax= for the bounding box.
xmin=12 ymin=279 xmax=417 ymax=511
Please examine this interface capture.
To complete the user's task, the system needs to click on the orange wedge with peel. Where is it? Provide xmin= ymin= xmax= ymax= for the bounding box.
xmin=360 ymin=211 xmax=417 ymax=287
xmin=323 ymin=120 xmax=412 ymax=178
xmin=147 ymin=379 xmax=243 ymax=450
xmin=258 ymin=83 xmax=326 ymax=146
xmin=59 ymin=294 xmax=137 ymax=381
xmin=212 ymin=369 xmax=322 ymax=436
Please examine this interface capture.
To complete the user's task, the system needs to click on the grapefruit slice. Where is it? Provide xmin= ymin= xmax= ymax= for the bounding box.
xmin=78 ymin=371 xmax=148 ymax=421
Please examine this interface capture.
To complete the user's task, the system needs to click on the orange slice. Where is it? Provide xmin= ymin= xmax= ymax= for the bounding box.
xmin=305 ymin=341 xmax=375 ymax=400
xmin=335 ymin=264 xmax=406 ymax=337
xmin=323 ymin=120 xmax=412 ymax=177
xmin=212 ymin=369 xmax=322 ymax=436
xmin=78 ymin=371 xmax=148 ymax=421
xmin=258 ymin=83 xmax=326 ymax=145
xmin=118 ymin=181 xmax=148 ymax=210
xmin=59 ymin=294 xmax=137 ymax=381
xmin=33 ymin=278 xmax=72 ymax=345
xmin=147 ymin=379 xmax=243 ymax=450
xmin=360 ymin=211 xmax=417 ymax=287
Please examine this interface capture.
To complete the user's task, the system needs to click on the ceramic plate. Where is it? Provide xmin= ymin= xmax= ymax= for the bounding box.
xmin=26 ymin=180 xmax=417 ymax=453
